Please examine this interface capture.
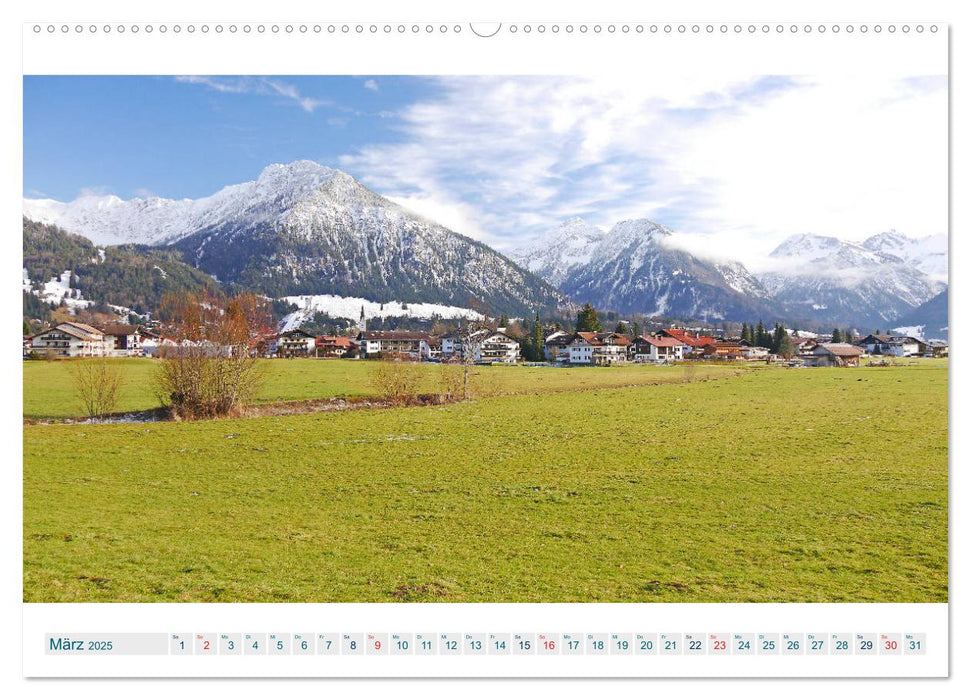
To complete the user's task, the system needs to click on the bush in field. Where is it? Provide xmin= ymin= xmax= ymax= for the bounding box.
xmin=439 ymin=362 xmax=465 ymax=402
xmin=152 ymin=292 xmax=273 ymax=419
xmin=370 ymin=359 xmax=424 ymax=407
xmin=70 ymin=360 xmax=124 ymax=419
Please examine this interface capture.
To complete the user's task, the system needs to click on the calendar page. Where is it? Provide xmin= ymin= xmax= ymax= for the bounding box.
xmin=15 ymin=0 xmax=954 ymax=685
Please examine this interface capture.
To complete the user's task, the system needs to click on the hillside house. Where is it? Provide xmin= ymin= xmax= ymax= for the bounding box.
xmin=568 ymin=332 xmax=631 ymax=365
xmin=858 ymin=334 xmax=923 ymax=357
xmin=632 ymin=335 xmax=684 ymax=362
xmin=315 ymin=335 xmax=354 ymax=358
xmin=806 ymin=343 xmax=865 ymax=367
xmin=30 ymin=322 xmax=113 ymax=358
xmin=356 ymin=330 xmax=431 ymax=360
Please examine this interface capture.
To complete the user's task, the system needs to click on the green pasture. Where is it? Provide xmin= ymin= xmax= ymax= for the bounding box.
xmin=23 ymin=362 xmax=947 ymax=603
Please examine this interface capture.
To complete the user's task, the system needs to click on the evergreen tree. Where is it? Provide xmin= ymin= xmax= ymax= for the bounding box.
xmin=498 ymin=314 xmax=509 ymax=328
xmin=832 ymin=328 xmax=842 ymax=343
xmin=631 ymin=321 xmax=641 ymax=339
xmin=531 ymin=312 xmax=544 ymax=362
xmin=843 ymin=328 xmax=854 ymax=344
xmin=576 ymin=303 xmax=603 ymax=333
xmin=615 ymin=321 xmax=629 ymax=335
xmin=740 ymin=322 xmax=749 ymax=344
xmin=755 ymin=321 xmax=768 ymax=348
xmin=771 ymin=323 xmax=786 ymax=354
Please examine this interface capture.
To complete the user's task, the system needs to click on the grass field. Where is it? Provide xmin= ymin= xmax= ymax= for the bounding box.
xmin=23 ymin=362 xmax=947 ymax=603
xmin=22 ymin=357 xmax=741 ymax=419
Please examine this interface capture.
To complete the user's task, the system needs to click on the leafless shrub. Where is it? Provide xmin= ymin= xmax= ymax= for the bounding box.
xmin=70 ymin=360 xmax=124 ymax=419
xmin=370 ymin=359 xmax=424 ymax=407
xmin=439 ymin=362 xmax=465 ymax=402
xmin=152 ymin=292 xmax=273 ymax=420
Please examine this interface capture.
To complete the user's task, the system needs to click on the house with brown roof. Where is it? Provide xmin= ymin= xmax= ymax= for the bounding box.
xmin=543 ymin=330 xmax=573 ymax=362
xmin=30 ymin=322 xmax=113 ymax=358
xmin=270 ymin=328 xmax=317 ymax=357
xmin=98 ymin=323 xmax=148 ymax=357
xmin=699 ymin=341 xmax=744 ymax=360
xmin=806 ymin=343 xmax=865 ymax=367
xmin=356 ymin=330 xmax=432 ymax=360
xmin=857 ymin=334 xmax=924 ymax=357
xmin=567 ymin=331 xmax=631 ymax=365
xmin=315 ymin=335 xmax=354 ymax=358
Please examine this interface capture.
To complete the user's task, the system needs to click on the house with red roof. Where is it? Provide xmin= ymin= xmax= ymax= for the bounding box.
xmin=632 ymin=335 xmax=685 ymax=362
xmin=660 ymin=328 xmax=717 ymax=348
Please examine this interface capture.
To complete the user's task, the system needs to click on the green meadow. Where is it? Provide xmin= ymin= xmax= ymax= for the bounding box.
xmin=22 ymin=357 xmax=738 ymax=420
xmin=23 ymin=361 xmax=947 ymax=603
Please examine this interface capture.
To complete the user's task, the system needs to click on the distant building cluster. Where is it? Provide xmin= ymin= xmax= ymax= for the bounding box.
xmin=25 ymin=321 xmax=947 ymax=367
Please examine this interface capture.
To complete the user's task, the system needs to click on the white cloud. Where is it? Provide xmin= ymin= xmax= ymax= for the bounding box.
xmin=387 ymin=194 xmax=502 ymax=248
xmin=175 ymin=76 xmax=329 ymax=113
xmin=363 ymin=79 xmax=379 ymax=92
xmin=339 ymin=74 xmax=946 ymax=269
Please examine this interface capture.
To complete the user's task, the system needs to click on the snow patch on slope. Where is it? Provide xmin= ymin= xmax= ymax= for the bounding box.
xmin=278 ymin=294 xmax=485 ymax=332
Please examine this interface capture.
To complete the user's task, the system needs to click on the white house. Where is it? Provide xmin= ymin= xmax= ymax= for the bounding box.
xmin=30 ymin=322 xmax=113 ymax=358
xmin=567 ymin=332 xmax=631 ymax=365
xmin=632 ymin=335 xmax=685 ymax=362
xmin=270 ymin=328 xmax=317 ymax=357
xmin=474 ymin=331 xmax=520 ymax=363
xmin=543 ymin=330 xmax=572 ymax=362
xmin=98 ymin=323 xmax=147 ymax=357
xmin=739 ymin=345 xmax=770 ymax=360
xmin=858 ymin=334 xmax=922 ymax=357
xmin=356 ymin=330 xmax=431 ymax=359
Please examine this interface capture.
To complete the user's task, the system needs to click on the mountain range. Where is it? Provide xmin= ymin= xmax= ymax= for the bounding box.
xmin=513 ymin=219 xmax=947 ymax=333
xmin=23 ymin=160 xmax=947 ymax=334
xmin=24 ymin=162 xmax=568 ymax=318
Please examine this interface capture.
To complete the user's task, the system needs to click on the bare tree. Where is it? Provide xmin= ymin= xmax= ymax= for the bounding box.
xmin=455 ymin=320 xmax=490 ymax=400
xmin=70 ymin=360 xmax=124 ymax=419
xmin=152 ymin=292 xmax=274 ymax=419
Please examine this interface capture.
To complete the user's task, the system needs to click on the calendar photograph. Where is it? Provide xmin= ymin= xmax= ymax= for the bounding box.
xmin=22 ymin=72 xmax=947 ymax=606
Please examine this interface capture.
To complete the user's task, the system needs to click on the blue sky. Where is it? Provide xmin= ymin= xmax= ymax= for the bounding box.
xmin=23 ymin=74 xmax=947 ymax=261
xmin=24 ymin=75 xmax=434 ymax=201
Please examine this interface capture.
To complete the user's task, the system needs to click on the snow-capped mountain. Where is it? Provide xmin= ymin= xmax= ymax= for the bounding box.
xmin=512 ymin=217 xmax=606 ymax=287
xmin=550 ymin=218 xmax=773 ymax=320
xmin=759 ymin=233 xmax=945 ymax=328
xmin=22 ymin=161 xmax=346 ymax=247
xmin=23 ymin=161 xmax=569 ymax=317
xmin=862 ymin=230 xmax=948 ymax=282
